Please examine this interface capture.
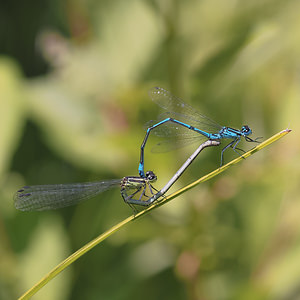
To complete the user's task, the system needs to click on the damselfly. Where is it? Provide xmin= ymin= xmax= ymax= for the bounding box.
xmin=14 ymin=171 xmax=157 ymax=211
xmin=139 ymin=87 xmax=260 ymax=177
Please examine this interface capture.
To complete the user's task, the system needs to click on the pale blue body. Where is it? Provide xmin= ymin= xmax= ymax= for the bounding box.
xmin=139 ymin=87 xmax=256 ymax=178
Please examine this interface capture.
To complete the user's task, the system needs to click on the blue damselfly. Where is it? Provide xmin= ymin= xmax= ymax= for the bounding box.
xmin=139 ymin=87 xmax=259 ymax=177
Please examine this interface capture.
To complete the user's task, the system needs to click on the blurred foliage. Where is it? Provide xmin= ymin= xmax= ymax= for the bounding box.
xmin=0 ymin=0 xmax=299 ymax=299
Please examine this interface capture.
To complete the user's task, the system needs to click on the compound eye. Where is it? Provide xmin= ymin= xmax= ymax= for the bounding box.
xmin=242 ymin=125 xmax=250 ymax=133
xmin=145 ymin=171 xmax=156 ymax=181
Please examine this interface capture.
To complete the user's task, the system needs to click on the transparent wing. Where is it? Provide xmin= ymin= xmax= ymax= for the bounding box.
xmin=149 ymin=87 xmax=222 ymax=132
xmin=14 ymin=180 xmax=121 ymax=211
xmin=145 ymin=112 xmax=221 ymax=138
xmin=151 ymin=135 xmax=208 ymax=153
xmin=144 ymin=118 xmax=196 ymax=138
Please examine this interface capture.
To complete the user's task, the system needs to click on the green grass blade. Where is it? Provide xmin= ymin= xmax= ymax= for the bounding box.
xmin=18 ymin=128 xmax=291 ymax=300
xmin=161 ymin=128 xmax=292 ymax=202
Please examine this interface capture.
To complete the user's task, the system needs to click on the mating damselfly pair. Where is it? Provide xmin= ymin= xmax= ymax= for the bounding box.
xmin=14 ymin=87 xmax=259 ymax=211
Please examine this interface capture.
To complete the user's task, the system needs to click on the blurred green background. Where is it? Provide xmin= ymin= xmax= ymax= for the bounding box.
xmin=1 ymin=0 xmax=299 ymax=299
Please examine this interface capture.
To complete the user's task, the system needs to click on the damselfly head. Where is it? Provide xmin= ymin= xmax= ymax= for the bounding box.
xmin=145 ymin=171 xmax=157 ymax=182
xmin=241 ymin=125 xmax=252 ymax=136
